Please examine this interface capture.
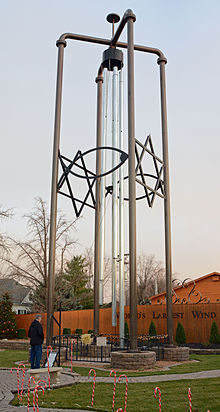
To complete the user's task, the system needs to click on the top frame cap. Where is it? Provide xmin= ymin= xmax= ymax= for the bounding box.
xmin=106 ymin=13 xmax=120 ymax=23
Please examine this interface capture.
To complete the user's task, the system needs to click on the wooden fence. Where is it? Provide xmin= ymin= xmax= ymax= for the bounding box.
xmin=16 ymin=303 xmax=220 ymax=344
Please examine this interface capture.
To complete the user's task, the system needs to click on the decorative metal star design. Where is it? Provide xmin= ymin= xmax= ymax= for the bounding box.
xmin=57 ymin=146 xmax=128 ymax=218
xmin=58 ymin=151 xmax=96 ymax=218
xmin=135 ymin=135 xmax=165 ymax=207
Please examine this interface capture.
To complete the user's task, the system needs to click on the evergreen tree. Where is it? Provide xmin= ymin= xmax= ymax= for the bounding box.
xmin=0 ymin=292 xmax=17 ymax=338
xmin=209 ymin=321 xmax=220 ymax=344
xmin=149 ymin=321 xmax=157 ymax=336
xmin=55 ymin=255 xmax=94 ymax=310
xmin=175 ymin=322 xmax=186 ymax=344
xmin=124 ymin=321 xmax=129 ymax=338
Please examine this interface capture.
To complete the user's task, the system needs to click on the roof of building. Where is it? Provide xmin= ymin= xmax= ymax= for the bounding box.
xmin=0 ymin=278 xmax=30 ymax=305
xmin=149 ymin=271 xmax=220 ymax=300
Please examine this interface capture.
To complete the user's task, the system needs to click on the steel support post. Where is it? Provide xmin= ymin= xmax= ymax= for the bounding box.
xmin=158 ymin=58 xmax=173 ymax=344
xmin=127 ymin=12 xmax=137 ymax=350
xmin=112 ymin=66 xmax=119 ymax=327
xmin=119 ymin=69 xmax=125 ymax=348
xmin=47 ymin=40 xmax=66 ymax=346
xmin=94 ymin=73 xmax=103 ymax=337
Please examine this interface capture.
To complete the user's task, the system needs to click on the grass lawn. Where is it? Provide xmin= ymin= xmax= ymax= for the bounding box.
xmin=12 ymin=377 xmax=220 ymax=411
xmin=0 ymin=349 xmax=29 ymax=368
xmin=1 ymin=350 xmax=219 ymax=376
xmin=70 ymin=354 xmax=220 ymax=377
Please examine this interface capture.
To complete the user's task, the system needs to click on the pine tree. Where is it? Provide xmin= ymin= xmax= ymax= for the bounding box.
xmin=209 ymin=321 xmax=220 ymax=344
xmin=175 ymin=322 xmax=186 ymax=344
xmin=149 ymin=321 xmax=157 ymax=336
xmin=0 ymin=292 xmax=17 ymax=339
xmin=124 ymin=321 xmax=129 ymax=338
xmin=55 ymin=255 xmax=94 ymax=310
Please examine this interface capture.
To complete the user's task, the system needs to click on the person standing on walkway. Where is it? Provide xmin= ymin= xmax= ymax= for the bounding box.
xmin=28 ymin=314 xmax=44 ymax=369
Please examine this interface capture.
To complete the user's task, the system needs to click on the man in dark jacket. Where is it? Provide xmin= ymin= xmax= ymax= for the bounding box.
xmin=28 ymin=314 xmax=44 ymax=369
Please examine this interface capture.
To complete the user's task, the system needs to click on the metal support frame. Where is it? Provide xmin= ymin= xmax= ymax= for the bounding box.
xmin=47 ymin=9 xmax=173 ymax=348
xmin=119 ymin=69 xmax=125 ymax=348
xmin=47 ymin=41 xmax=66 ymax=346
xmin=127 ymin=13 xmax=137 ymax=350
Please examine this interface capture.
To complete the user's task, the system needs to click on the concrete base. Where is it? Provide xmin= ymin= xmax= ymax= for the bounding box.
xmin=163 ymin=346 xmax=189 ymax=361
xmin=111 ymin=351 xmax=156 ymax=370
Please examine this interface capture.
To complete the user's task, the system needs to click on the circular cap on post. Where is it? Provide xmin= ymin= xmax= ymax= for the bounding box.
xmin=106 ymin=13 xmax=120 ymax=23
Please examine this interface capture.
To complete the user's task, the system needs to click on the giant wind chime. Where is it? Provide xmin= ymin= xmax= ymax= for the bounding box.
xmin=46 ymin=9 xmax=173 ymax=350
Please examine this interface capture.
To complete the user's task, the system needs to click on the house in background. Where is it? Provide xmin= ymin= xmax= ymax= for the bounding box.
xmin=150 ymin=271 xmax=220 ymax=305
xmin=0 ymin=278 xmax=32 ymax=314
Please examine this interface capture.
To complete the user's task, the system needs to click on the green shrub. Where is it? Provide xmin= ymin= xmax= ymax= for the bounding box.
xmin=17 ymin=328 xmax=26 ymax=339
xmin=63 ymin=328 xmax=71 ymax=335
xmin=209 ymin=321 xmax=220 ymax=344
xmin=88 ymin=329 xmax=94 ymax=334
xmin=124 ymin=322 xmax=129 ymax=337
xmin=0 ymin=292 xmax=17 ymax=339
xmin=175 ymin=322 xmax=186 ymax=344
xmin=149 ymin=321 xmax=157 ymax=336
xmin=75 ymin=328 xmax=82 ymax=335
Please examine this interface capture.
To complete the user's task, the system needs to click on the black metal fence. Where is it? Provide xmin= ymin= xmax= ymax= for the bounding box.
xmin=52 ymin=333 xmax=168 ymax=363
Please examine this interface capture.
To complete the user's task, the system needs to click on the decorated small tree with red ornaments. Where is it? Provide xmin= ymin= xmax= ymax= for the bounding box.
xmin=0 ymin=292 xmax=17 ymax=339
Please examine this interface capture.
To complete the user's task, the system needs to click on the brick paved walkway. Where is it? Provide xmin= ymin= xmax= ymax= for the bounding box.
xmin=0 ymin=368 xmax=220 ymax=411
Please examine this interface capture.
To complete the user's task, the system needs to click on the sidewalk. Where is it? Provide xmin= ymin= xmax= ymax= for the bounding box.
xmin=0 ymin=368 xmax=220 ymax=411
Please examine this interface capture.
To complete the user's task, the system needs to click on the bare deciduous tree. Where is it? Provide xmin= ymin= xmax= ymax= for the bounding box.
xmin=0 ymin=207 xmax=13 ymax=253
xmin=136 ymin=254 xmax=165 ymax=304
xmin=2 ymin=198 xmax=78 ymax=310
xmin=124 ymin=254 xmax=166 ymax=305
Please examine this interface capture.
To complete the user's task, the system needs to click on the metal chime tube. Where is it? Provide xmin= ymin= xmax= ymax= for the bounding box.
xmin=99 ymin=69 xmax=109 ymax=305
xmin=119 ymin=69 xmax=125 ymax=348
xmin=112 ymin=66 xmax=119 ymax=326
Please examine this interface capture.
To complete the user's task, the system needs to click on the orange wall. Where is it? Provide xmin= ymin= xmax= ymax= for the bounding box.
xmin=151 ymin=275 xmax=220 ymax=304
xmin=16 ymin=303 xmax=220 ymax=344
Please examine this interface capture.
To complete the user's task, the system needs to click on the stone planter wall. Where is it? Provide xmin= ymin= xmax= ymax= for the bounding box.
xmin=111 ymin=351 xmax=156 ymax=370
xmin=163 ymin=346 xmax=189 ymax=361
xmin=0 ymin=340 xmax=30 ymax=350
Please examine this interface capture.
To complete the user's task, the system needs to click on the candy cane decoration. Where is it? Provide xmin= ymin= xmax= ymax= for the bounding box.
xmin=110 ymin=369 xmax=117 ymax=411
xmin=18 ymin=363 xmax=26 ymax=402
xmin=33 ymin=384 xmax=45 ymax=412
xmin=10 ymin=367 xmax=20 ymax=400
xmin=47 ymin=345 xmax=52 ymax=388
xmin=71 ymin=339 xmax=73 ymax=372
xmin=27 ymin=376 xmax=36 ymax=412
xmin=188 ymin=388 xmax=192 ymax=412
xmin=88 ymin=368 xmax=96 ymax=407
xmin=116 ymin=409 xmax=124 ymax=412
xmin=154 ymin=387 xmax=162 ymax=412
xmin=37 ymin=379 xmax=47 ymax=389
xmin=118 ymin=375 xmax=128 ymax=412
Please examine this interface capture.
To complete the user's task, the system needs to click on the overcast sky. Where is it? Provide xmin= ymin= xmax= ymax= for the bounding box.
xmin=1 ymin=0 xmax=220 ymax=280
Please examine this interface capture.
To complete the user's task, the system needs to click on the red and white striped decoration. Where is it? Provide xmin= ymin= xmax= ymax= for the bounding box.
xmin=27 ymin=376 xmax=36 ymax=412
xmin=118 ymin=374 xmax=128 ymax=412
xmin=188 ymin=388 xmax=192 ymax=412
xmin=18 ymin=363 xmax=26 ymax=402
xmin=33 ymin=384 xmax=45 ymax=412
xmin=88 ymin=368 xmax=96 ymax=407
xmin=110 ymin=369 xmax=117 ymax=411
xmin=154 ymin=386 xmax=162 ymax=412
xmin=46 ymin=345 xmax=53 ymax=389
xmin=71 ymin=339 xmax=73 ymax=372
